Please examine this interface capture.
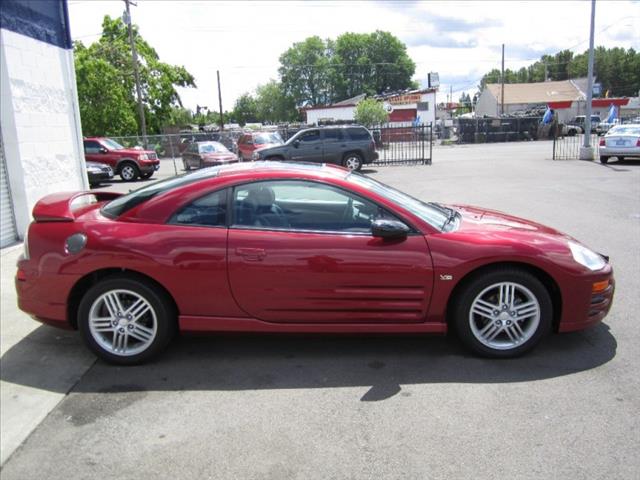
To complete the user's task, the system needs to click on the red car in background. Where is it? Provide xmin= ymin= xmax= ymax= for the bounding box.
xmin=16 ymin=163 xmax=614 ymax=364
xmin=83 ymin=137 xmax=160 ymax=182
xmin=182 ymin=141 xmax=238 ymax=170
xmin=237 ymin=131 xmax=284 ymax=161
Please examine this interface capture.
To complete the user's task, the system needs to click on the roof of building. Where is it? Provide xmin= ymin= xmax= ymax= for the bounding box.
xmin=485 ymin=80 xmax=586 ymax=104
xmin=333 ymin=93 xmax=367 ymax=106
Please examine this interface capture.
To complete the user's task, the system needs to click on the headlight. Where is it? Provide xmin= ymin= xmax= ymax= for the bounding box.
xmin=568 ymin=241 xmax=606 ymax=271
xmin=139 ymin=153 xmax=149 ymax=160
xmin=87 ymin=166 xmax=101 ymax=173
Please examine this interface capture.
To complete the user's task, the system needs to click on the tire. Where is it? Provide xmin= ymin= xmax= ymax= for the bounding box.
xmin=119 ymin=162 xmax=140 ymax=181
xmin=77 ymin=275 xmax=176 ymax=365
xmin=452 ymin=268 xmax=552 ymax=358
xmin=343 ymin=153 xmax=363 ymax=171
xmin=140 ymin=172 xmax=153 ymax=180
xmin=600 ymin=156 xmax=609 ymax=164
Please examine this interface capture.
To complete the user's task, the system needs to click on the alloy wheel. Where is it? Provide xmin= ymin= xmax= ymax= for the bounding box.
xmin=121 ymin=165 xmax=137 ymax=181
xmin=468 ymin=282 xmax=540 ymax=350
xmin=88 ymin=289 xmax=158 ymax=357
xmin=344 ymin=155 xmax=362 ymax=171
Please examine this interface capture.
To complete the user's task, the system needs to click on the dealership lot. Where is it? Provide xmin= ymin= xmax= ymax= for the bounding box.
xmin=1 ymin=140 xmax=639 ymax=479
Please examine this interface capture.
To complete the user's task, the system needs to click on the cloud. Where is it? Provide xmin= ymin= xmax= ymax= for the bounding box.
xmin=400 ymin=12 xmax=500 ymax=49
xmin=405 ymin=33 xmax=478 ymax=49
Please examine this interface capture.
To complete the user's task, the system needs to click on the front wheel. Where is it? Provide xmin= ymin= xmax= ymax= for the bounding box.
xmin=452 ymin=268 xmax=552 ymax=358
xmin=77 ymin=275 xmax=176 ymax=365
xmin=343 ymin=153 xmax=363 ymax=171
xmin=119 ymin=163 xmax=140 ymax=181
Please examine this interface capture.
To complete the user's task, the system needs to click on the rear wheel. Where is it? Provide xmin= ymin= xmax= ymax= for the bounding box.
xmin=77 ymin=275 xmax=176 ymax=365
xmin=343 ymin=153 xmax=363 ymax=171
xmin=119 ymin=162 xmax=140 ymax=181
xmin=600 ymin=156 xmax=609 ymax=164
xmin=452 ymin=268 xmax=552 ymax=358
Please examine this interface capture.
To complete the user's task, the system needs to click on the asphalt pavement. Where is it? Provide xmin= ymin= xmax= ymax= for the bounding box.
xmin=1 ymin=140 xmax=639 ymax=479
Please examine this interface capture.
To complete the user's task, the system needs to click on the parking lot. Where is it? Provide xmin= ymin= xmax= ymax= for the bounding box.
xmin=1 ymin=140 xmax=639 ymax=479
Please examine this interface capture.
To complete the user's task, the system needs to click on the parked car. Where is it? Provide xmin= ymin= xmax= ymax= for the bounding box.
xmin=182 ymin=141 xmax=238 ymax=170
xmin=16 ymin=162 xmax=614 ymax=364
xmin=253 ymin=125 xmax=378 ymax=171
xmin=83 ymin=137 xmax=160 ymax=182
xmin=86 ymin=161 xmax=114 ymax=187
xmin=571 ymin=115 xmax=601 ymax=134
xmin=596 ymin=120 xmax=618 ymax=135
xmin=237 ymin=131 xmax=284 ymax=161
xmin=599 ymin=124 xmax=640 ymax=163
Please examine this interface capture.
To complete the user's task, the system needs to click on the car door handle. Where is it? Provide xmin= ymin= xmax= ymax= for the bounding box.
xmin=235 ymin=247 xmax=266 ymax=261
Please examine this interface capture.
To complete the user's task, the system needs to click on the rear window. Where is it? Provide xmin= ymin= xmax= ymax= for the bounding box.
xmin=608 ymin=125 xmax=640 ymax=135
xmin=346 ymin=127 xmax=371 ymax=141
xmin=101 ymin=169 xmax=219 ymax=218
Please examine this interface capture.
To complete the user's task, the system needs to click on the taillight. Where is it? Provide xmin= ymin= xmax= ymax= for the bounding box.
xmin=599 ymin=137 xmax=605 ymax=146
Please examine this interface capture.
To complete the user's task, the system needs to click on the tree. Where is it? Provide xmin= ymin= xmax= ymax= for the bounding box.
xmin=255 ymin=80 xmax=298 ymax=123
xmin=279 ymin=31 xmax=416 ymax=108
xmin=74 ymin=15 xmax=195 ymax=136
xmin=232 ymin=93 xmax=259 ymax=126
xmin=354 ymin=98 xmax=389 ymax=127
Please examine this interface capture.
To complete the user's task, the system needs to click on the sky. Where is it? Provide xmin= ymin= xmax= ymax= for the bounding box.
xmin=68 ymin=0 xmax=640 ymax=111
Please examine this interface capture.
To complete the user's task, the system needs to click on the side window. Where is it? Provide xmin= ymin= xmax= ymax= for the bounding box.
xmin=168 ymin=189 xmax=227 ymax=227
xmin=298 ymin=130 xmax=320 ymax=143
xmin=346 ymin=127 xmax=371 ymax=141
xmin=323 ymin=129 xmax=344 ymax=142
xmin=84 ymin=141 xmax=101 ymax=154
xmin=233 ymin=180 xmax=402 ymax=233
xmin=188 ymin=143 xmax=198 ymax=153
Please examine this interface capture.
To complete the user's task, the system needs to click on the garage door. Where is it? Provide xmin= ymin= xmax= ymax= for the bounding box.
xmin=0 ymin=131 xmax=18 ymax=248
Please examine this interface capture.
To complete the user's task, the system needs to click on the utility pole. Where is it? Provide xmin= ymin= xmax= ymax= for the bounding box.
xmin=217 ymin=70 xmax=224 ymax=131
xmin=449 ymin=84 xmax=453 ymax=119
xmin=500 ymin=43 xmax=505 ymax=116
xmin=123 ymin=0 xmax=147 ymax=147
xmin=580 ymin=0 xmax=596 ymax=159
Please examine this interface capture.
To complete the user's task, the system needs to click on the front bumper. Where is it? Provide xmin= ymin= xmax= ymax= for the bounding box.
xmin=139 ymin=161 xmax=161 ymax=173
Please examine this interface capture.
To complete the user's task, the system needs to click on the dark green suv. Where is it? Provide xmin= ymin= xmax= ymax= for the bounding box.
xmin=253 ymin=126 xmax=378 ymax=171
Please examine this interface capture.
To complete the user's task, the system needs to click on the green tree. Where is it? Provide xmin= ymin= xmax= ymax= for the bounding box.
xmin=279 ymin=31 xmax=416 ymax=107
xmin=232 ymin=93 xmax=259 ymax=126
xmin=354 ymin=98 xmax=389 ymax=127
xmin=255 ymin=80 xmax=298 ymax=123
xmin=74 ymin=15 xmax=195 ymax=136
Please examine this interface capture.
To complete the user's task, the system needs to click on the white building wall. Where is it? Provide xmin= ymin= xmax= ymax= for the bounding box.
xmin=306 ymin=106 xmax=356 ymax=125
xmin=0 ymin=28 xmax=87 ymax=239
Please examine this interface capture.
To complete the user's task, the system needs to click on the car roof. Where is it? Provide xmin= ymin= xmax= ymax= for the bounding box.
xmin=214 ymin=161 xmax=349 ymax=178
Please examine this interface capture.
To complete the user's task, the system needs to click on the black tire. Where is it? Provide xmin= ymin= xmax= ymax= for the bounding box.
xmin=119 ymin=162 xmax=140 ymax=181
xmin=343 ymin=153 xmax=363 ymax=171
xmin=452 ymin=268 xmax=552 ymax=358
xmin=140 ymin=172 xmax=153 ymax=180
xmin=600 ymin=156 xmax=609 ymax=164
xmin=77 ymin=275 xmax=176 ymax=365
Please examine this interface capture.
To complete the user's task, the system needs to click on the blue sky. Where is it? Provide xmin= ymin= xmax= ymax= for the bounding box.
xmin=68 ymin=0 xmax=640 ymax=110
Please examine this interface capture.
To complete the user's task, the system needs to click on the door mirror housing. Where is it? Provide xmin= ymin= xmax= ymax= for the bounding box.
xmin=371 ymin=219 xmax=410 ymax=240
xmin=99 ymin=147 xmax=108 ymax=154
xmin=293 ymin=139 xmax=300 ymax=148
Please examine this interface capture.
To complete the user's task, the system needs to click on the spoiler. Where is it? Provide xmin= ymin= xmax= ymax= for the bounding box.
xmin=32 ymin=191 xmax=123 ymax=222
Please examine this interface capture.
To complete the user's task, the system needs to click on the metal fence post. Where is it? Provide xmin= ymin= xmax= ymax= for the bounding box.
xmin=429 ymin=123 xmax=433 ymax=165
xmin=169 ymin=134 xmax=178 ymax=175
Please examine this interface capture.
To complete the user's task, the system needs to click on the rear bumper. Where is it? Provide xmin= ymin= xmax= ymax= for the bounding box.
xmin=599 ymin=146 xmax=639 ymax=157
xmin=364 ymin=151 xmax=379 ymax=164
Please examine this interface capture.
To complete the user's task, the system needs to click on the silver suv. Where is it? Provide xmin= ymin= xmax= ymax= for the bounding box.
xmin=253 ymin=126 xmax=378 ymax=171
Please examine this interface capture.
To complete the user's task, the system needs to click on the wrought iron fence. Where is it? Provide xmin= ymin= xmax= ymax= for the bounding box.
xmin=552 ymin=133 xmax=600 ymax=160
xmin=109 ymin=123 xmax=433 ymax=168
xmin=457 ymin=116 xmax=543 ymax=143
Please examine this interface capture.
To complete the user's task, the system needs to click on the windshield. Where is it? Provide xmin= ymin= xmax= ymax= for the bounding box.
xmin=198 ymin=142 xmax=228 ymax=154
xmin=102 ymin=168 xmax=220 ymax=218
xmin=254 ymin=133 xmax=283 ymax=145
xmin=102 ymin=138 xmax=125 ymax=150
xmin=346 ymin=173 xmax=450 ymax=231
xmin=609 ymin=125 xmax=640 ymax=135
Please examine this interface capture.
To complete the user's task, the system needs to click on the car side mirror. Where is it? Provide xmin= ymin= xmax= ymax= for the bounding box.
xmin=99 ymin=147 xmax=108 ymax=154
xmin=293 ymin=139 xmax=300 ymax=148
xmin=371 ymin=219 xmax=410 ymax=240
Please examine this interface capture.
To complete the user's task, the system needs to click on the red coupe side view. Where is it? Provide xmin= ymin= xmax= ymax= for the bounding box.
xmin=16 ymin=163 xmax=614 ymax=364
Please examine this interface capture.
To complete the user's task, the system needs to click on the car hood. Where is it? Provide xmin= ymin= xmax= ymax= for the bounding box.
xmin=449 ymin=204 xmax=574 ymax=240
xmin=115 ymin=148 xmax=154 ymax=156
xmin=255 ymin=143 xmax=282 ymax=151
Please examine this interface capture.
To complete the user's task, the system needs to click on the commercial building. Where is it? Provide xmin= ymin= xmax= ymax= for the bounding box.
xmin=475 ymin=78 xmax=636 ymax=122
xmin=304 ymin=89 xmax=437 ymax=126
xmin=0 ymin=0 xmax=87 ymax=248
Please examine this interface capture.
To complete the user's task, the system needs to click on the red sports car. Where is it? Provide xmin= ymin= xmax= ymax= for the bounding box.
xmin=16 ymin=163 xmax=614 ymax=364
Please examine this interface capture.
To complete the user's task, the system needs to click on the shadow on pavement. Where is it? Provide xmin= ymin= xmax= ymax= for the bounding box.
xmin=1 ymin=323 xmax=616 ymax=401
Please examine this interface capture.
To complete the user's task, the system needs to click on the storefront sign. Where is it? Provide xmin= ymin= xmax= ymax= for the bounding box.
xmin=388 ymin=94 xmax=422 ymax=105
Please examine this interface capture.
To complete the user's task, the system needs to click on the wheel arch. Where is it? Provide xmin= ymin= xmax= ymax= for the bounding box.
xmin=342 ymin=150 xmax=364 ymax=161
xmin=445 ymin=261 xmax=562 ymax=332
xmin=115 ymin=158 xmax=139 ymax=173
xmin=67 ymin=268 xmax=179 ymax=329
